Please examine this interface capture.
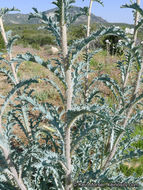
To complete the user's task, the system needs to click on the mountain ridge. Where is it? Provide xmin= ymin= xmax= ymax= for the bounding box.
xmin=3 ymin=6 xmax=108 ymax=25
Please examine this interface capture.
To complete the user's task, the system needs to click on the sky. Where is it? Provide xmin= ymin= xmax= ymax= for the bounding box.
xmin=0 ymin=0 xmax=143 ymax=24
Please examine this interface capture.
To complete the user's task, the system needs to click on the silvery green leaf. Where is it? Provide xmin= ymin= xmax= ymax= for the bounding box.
xmin=7 ymin=35 xmax=20 ymax=55
xmin=0 ymin=7 xmax=20 ymax=16
xmin=0 ymin=79 xmax=38 ymax=116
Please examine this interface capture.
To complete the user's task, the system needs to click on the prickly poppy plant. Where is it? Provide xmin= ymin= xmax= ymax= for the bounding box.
xmin=0 ymin=1 xmax=143 ymax=190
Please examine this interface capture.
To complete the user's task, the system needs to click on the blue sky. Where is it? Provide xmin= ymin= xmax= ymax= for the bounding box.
xmin=0 ymin=0 xmax=143 ymax=24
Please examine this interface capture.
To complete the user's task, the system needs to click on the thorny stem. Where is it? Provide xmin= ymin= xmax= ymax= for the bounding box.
xmin=102 ymin=0 xmax=142 ymax=171
xmin=123 ymin=0 xmax=141 ymax=87
xmin=85 ymin=0 xmax=93 ymax=100
xmin=87 ymin=0 xmax=93 ymax=47
xmin=0 ymin=16 xmax=31 ymax=133
xmin=133 ymin=0 xmax=141 ymax=46
xmin=0 ymin=17 xmax=18 ymax=83
xmin=0 ymin=17 xmax=8 ymax=44
xmin=9 ymin=52 xmax=19 ymax=83
xmin=117 ymin=0 xmax=141 ymax=103
xmin=0 ymin=14 xmax=30 ymax=190
xmin=0 ymin=144 xmax=27 ymax=190
xmin=118 ymin=0 xmax=141 ymax=104
xmin=60 ymin=1 xmax=72 ymax=189
xmin=123 ymin=65 xmax=130 ymax=89
xmin=117 ymin=0 xmax=141 ymax=105
xmin=102 ymin=60 xmax=143 ymax=172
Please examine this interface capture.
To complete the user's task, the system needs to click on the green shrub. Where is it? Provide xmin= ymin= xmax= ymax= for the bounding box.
xmin=120 ymin=164 xmax=135 ymax=177
xmin=101 ymin=35 xmax=123 ymax=55
xmin=35 ymin=89 xmax=57 ymax=102
xmin=68 ymin=24 xmax=86 ymax=44
xmin=135 ymin=166 xmax=143 ymax=177
xmin=31 ymin=43 xmax=40 ymax=50
xmin=5 ymin=24 xmax=56 ymax=48
xmin=120 ymin=164 xmax=143 ymax=177
xmin=89 ymin=58 xmax=99 ymax=67
xmin=0 ymin=34 xmax=5 ymax=51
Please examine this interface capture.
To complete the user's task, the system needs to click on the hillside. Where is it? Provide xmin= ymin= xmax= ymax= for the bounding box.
xmin=3 ymin=6 xmax=107 ymax=25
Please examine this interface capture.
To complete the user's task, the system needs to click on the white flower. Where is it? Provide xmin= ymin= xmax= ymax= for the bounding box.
xmin=141 ymin=41 xmax=143 ymax=45
xmin=125 ymin=28 xmax=134 ymax=35
xmin=118 ymin=40 xmax=122 ymax=46
xmin=105 ymin=39 xmax=111 ymax=44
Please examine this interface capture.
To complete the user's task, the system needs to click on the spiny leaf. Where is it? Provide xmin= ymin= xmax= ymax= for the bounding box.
xmin=7 ymin=35 xmax=20 ymax=55
xmin=69 ymin=26 xmax=127 ymax=67
xmin=0 ymin=68 xmax=16 ymax=85
xmin=0 ymin=79 xmax=38 ymax=117
xmin=0 ymin=7 xmax=20 ymax=16
xmin=121 ymin=3 xmax=143 ymax=31
xmin=15 ymin=53 xmax=66 ymax=86
xmin=41 ymin=78 xmax=65 ymax=104
xmin=29 ymin=8 xmax=60 ymax=46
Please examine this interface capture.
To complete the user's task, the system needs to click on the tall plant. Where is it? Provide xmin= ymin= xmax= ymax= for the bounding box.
xmin=101 ymin=0 xmax=143 ymax=171
xmin=108 ymin=0 xmax=142 ymax=154
xmin=86 ymin=0 xmax=103 ymax=41
xmin=0 ymin=8 xmax=32 ymax=134
xmin=0 ymin=1 xmax=143 ymax=190
xmin=83 ymin=0 xmax=103 ymax=99
xmin=133 ymin=0 xmax=141 ymax=46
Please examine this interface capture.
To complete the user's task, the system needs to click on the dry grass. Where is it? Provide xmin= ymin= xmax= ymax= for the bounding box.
xmin=0 ymin=46 xmax=123 ymax=110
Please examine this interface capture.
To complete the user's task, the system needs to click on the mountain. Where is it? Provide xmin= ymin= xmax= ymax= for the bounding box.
xmin=3 ymin=13 xmax=39 ymax=25
xmin=3 ymin=6 xmax=108 ymax=25
xmin=43 ymin=7 xmax=107 ymax=24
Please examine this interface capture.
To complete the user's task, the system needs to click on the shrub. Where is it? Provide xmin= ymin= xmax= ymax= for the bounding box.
xmin=69 ymin=25 xmax=86 ymax=37
xmin=101 ymin=35 xmax=123 ymax=55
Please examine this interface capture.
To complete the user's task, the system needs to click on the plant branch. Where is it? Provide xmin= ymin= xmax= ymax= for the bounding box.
xmin=0 ymin=145 xmax=27 ymax=190
xmin=60 ymin=1 xmax=73 ymax=189
xmin=133 ymin=0 xmax=141 ymax=46
xmin=0 ymin=16 xmax=31 ymax=134
xmin=102 ymin=61 xmax=143 ymax=171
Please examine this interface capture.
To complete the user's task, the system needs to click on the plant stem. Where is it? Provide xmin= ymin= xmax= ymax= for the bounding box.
xmin=0 ymin=16 xmax=31 ymax=134
xmin=103 ymin=7 xmax=143 ymax=166
xmin=60 ymin=1 xmax=72 ymax=189
xmin=133 ymin=0 xmax=141 ymax=46
xmin=121 ymin=0 xmax=141 ymax=91
xmin=0 ymin=17 xmax=8 ymax=44
xmin=87 ymin=0 xmax=93 ymax=46
xmin=1 ymin=145 xmax=27 ymax=190
xmin=102 ymin=62 xmax=143 ymax=171
xmin=85 ymin=0 xmax=93 ymax=100
xmin=0 ymin=16 xmax=18 ymax=83
xmin=9 ymin=52 xmax=19 ymax=83
xmin=107 ymin=0 xmax=141 ymax=159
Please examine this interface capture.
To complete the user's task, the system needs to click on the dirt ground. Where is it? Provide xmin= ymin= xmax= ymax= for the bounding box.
xmin=0 ymin=45 xmax=61 ymax=104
